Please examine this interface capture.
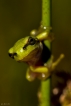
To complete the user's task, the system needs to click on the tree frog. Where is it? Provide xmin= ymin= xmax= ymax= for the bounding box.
xmin=8 ymin=25 xmax=64 ymax=81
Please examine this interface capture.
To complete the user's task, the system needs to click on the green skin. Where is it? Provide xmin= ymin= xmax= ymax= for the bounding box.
xmin=8 ymin=36 xmax=42 ymax=62
xmin=8 ymin=26 xmax=54 ymax=81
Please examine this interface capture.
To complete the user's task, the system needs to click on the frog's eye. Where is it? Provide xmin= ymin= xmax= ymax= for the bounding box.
xmin=23 ymin=37 xmax=39 ymax=50
xmin=28 ymin=37 xmax=38 ymax=45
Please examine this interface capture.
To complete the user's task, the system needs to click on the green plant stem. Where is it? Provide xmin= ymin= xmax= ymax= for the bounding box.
xmin=42 ymin=0 xmax=50 ymax=26
xmin=41 ymin=0 xmax=51 ymax=106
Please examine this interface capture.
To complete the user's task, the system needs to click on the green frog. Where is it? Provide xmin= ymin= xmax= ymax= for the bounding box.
xmin=8 ymin=25 xmax=64 ymax=81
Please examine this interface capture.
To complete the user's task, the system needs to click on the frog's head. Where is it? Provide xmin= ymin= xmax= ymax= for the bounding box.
xmin=8 ymin=36 xmax=42 ymax=62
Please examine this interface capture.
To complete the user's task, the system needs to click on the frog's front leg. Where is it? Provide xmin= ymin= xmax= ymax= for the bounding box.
xmin=52 ymin=54 xmax=65 ymax=70
xmin=26 ymin=67 xmax=37 ymax=81
xmin=38 ymin=54 xmax=65 ymax=80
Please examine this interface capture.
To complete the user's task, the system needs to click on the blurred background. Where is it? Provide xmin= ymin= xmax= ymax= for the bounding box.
xmin=0 ymin=0 xmax=71 ymax=106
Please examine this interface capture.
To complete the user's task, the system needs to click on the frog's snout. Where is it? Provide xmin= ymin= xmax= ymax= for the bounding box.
xmin=8 ymin=52 xmax=17 ymax=59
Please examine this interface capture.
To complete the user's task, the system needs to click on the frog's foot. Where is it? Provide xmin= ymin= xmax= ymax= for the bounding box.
xmin=26 ymin=68 xmax=37 ymax=81
xmin=39 ymin=21 xmax=52 ymax=30
xmin=47 ymin=32 xmax=55 ymax=42
xmin=52 ymin=53 xmax=65 ymax=70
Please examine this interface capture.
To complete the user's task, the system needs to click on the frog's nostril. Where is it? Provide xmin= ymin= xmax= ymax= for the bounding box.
xmin=8 ymin=53 xmax=12 ymax=57
xmin=13 ymin=53 xmax=17 ymax=56
xmin=8 ymin=53 xmax=17 ymax=59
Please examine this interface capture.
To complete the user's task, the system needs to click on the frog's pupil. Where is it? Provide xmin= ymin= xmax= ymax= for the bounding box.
xmin=30 ymin=38 xmax=34 ymax=42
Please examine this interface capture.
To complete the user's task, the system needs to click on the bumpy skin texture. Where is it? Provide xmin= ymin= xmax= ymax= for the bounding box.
xmin=8 ymin=25 xmax=64 ymax=81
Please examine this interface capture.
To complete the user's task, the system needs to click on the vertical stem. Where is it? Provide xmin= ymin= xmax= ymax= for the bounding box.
xmin=41 ymin=79 xmax=51 ymax=106
xmin=42 ymin=0 xmax=50 ymax=26
xmin=41 ymin=0 xmax=51 ymax=106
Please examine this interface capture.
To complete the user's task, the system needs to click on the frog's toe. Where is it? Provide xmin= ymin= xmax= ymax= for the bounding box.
xmin=38 ymin=72 xmax=50 ymax=80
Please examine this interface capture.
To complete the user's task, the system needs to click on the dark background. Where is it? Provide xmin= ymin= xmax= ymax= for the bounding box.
xmin=0 ymin=0 xmax=71 ymax=106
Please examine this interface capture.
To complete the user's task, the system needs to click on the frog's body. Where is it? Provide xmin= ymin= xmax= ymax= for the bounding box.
xmin=8 ymin=25 xmax=64 ymax=81
xmin=26 ymin=41 xmax=51 ymax=81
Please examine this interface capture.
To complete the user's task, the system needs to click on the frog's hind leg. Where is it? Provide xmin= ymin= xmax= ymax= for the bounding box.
xmin=26 ymin=68 xmax=37 ymax=81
